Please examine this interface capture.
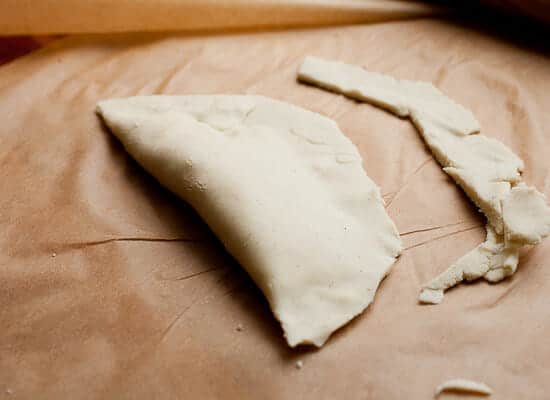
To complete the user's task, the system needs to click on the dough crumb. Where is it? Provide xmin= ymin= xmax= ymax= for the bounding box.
xmin=295 ymin=360 xmax=304 ymax=369
xmin=5 ymin=388 xmax=13 ymax=395
xmin=236 ymin=324 xmax=243 ymax=332
xmin=51 ymin=252 xmax=57 ymax=258
xmin=435 ymin=378 xmax=492 ymax=397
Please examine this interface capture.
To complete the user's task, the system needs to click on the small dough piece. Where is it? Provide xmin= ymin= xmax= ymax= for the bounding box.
xmin=298 ymin=56 xmax=550 ymax=303
xmin=97 ymin=95 xmax=402 ymax=347
xmin=435 ymin=378 xmax=493 ymax=397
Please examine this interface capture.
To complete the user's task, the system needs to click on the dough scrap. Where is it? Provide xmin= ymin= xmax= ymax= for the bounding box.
xmin=97 ymin=95 xmax=402 ymax=347
xmin=298 ymin=56 xmax=550 ymax=303
xmin=435 ymin=378 xmax=493 ymax=397
xmin=419 ymin=226 xmax=519 ymax=304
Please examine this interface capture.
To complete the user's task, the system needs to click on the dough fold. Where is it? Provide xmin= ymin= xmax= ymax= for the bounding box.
xmin=97 ymin=95 xmax=402 ymax=347
xmin=298 ymin=56 xmax=550 ymax=303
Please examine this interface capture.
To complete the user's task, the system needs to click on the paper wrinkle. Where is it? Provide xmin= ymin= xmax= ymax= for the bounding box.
xmin=51 ymin=236 xmax=206 ymax=251
xmin=403 ymin=225 xmax=482 ymax=251
xmin=398 ymin=220 xmax=472 ymax=237
xmin=157 ymin=266 xmax=224 ymax=282
xmin=385 ymin=157 xmax=433 ymax=209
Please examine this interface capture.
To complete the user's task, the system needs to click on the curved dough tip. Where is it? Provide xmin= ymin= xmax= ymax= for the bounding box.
xmin=435 ymin=378 xmax=492 ymax=397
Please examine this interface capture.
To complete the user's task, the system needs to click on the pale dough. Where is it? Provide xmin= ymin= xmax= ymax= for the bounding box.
xmin=418 ymin=226 xmax=519 ymax=304
xmin=435 ymin=378 xmax=492 ymax=397
xmin=298 ymin=56 xmax=550 ymax=303
xmin=96 ymin=95 xmax=402 ymax=347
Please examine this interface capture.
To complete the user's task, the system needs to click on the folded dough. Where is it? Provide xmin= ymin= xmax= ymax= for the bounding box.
xmin=298 ymin=56 xmax=550 ymax=303
xmin=96 ymin=95 xmax=402 ymax=347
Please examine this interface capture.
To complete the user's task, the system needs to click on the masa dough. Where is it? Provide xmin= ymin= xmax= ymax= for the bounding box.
xmin=96 ymin=95 xmax=402 ymax=347
xmin=298 ymin=56 xmax=550 ymax=303
xmin=418 ymin=226 xmax=520 ymax=304
xmin=435 ymin=378 xmax=493 ymax=397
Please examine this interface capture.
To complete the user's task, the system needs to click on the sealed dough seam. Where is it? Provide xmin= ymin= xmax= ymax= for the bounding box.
xmin=97 ymin=94 xmax=402 ymax=347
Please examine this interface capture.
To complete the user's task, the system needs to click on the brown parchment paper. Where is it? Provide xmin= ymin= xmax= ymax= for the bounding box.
xmin=1 ymin=17 xmax=550 ymax=400
xmin=0 ymin=0 xmax=439 ymax=35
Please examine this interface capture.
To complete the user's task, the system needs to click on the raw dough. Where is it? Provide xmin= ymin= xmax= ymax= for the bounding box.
xmin=418 ymin=226 xmax=519 ymax=304
xmin=298 ymin=56 xmax=550 ymax=303
xmin=96 ymin=95 xmax=402 ymax=347
xmin=435 ymin=378 xmax=492 ymax=397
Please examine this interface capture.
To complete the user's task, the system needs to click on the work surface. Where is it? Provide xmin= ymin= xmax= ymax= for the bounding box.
xmin=1 ymin=17 xmax=550 ymax=399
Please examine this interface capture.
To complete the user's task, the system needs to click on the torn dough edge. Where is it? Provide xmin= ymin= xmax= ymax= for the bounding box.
xmin=297 ymin=55 xmax=550 ymax=304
